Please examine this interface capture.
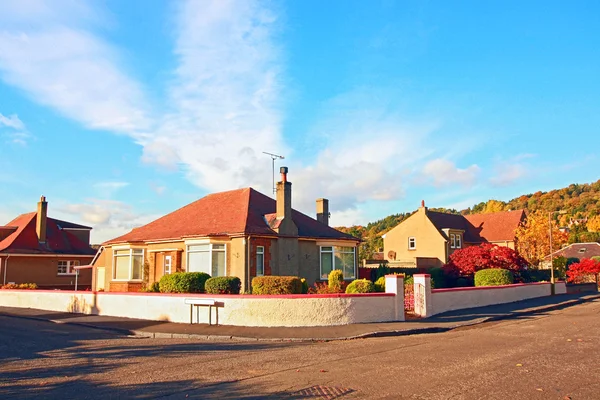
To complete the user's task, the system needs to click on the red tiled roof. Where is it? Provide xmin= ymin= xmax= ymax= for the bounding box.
xmin=105 ymin=187 xmax=357 ymax=245
xmin=464 ymin=210 xmax=525 ymax=242
xmin=545 ymin=242 xmax=600 ymax=260
xmin=0 ymin=212 xmax=95 ymax=256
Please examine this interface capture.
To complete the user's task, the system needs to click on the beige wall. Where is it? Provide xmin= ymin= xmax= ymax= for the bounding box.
xmin=2 ymin=256 xmax=93 ymax=289
xmin=384 ymin=208 xmax=447 ymax=267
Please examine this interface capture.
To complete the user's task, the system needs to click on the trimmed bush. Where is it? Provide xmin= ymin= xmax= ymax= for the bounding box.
xmin=205 ymin=276 xmax=241 ymax=294
xmin=345 ymin=279 xmax=376 ymax=294
xmin=328 ymin=269 xmax=344 ymax=292
xmin=300 ymin=278 xmax=309 ymax=294
xmin=455 ymin=277 xmax=472 ymax=287
xmin=159 ymin=272 xmax=211 ymax=293
xmin=474 ymin=269 xmax=514 ymax=287
xmin=252 ymin=276 xmax=303 ymax=295
xmin=374 ymin=276 xmax=386 ymax=292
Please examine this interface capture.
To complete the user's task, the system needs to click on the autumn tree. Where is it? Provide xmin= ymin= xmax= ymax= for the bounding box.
xmin=515 ymin=211 xmax=568 ymax=266
xmin=587 ymin=215 xmax=600 ymax=232
xmin=444 ymin=243 xmax=528 ymax=280
xmin=566 ymin=258 xmax=600 ymax=283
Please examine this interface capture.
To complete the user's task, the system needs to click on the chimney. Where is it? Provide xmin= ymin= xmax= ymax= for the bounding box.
xmin=420 ymin=199 xmax=428 ymax=213
xmin=275 ymin=167 xmax=298 ymax=236
xmin=36 ymin=195 xmax=48 ymax=243
xmin=316 ymin=198 xmax=329 ymax=226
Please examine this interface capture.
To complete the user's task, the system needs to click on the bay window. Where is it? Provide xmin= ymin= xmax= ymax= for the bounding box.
xmin=320 ymin=246 xmax=356 ymax=280
xmin=187 ymin=243 xmax=226 ymax=277
xmin=113 ymin=249 xmax=144 ymax=281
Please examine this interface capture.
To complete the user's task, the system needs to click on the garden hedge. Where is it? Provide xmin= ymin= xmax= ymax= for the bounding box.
xmin=474 ymin=268 xmax=514 ymax=287
xmin=251 ymin=276 xmax=303 ymax=295
xmin=374 ymin=276 xmax=386 ymax=292
xmin=328 ymin=269 xmax=344 ymax=292
xmin=345 ymin=279 xmax=375 ymax=294
xmin=205 ymin=276 xmax=241 ymax=294
xmin=159 ymin=272 xmax=211 ymax=293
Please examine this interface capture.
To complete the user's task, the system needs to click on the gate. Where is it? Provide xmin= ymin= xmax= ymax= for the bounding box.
xmin=404 ymin=283 xmax=414 ymax=312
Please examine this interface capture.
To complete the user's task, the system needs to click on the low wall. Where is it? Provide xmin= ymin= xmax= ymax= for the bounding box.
xmin=566 ymin=283 xmax=598 ymax=294
xmin=430 ymin=282 xmax=552 ymax=316
xmin=0 ymin=289 xmax=401 ymax=327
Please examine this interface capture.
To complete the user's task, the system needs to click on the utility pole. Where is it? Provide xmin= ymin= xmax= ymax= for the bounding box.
xmin=263 ymin=152 xmax=284 ymax=194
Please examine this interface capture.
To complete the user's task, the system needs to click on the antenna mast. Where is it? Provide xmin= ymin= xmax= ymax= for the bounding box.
xmin=263 ymin=151 xmax=285 ymax=194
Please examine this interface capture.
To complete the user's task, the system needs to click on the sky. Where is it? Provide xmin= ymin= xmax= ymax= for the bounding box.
xmin=1 ymin=0 xmax=599 ymax=243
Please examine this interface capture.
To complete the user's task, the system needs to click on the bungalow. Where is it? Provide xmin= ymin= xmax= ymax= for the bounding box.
xmin=383 ymin=201 xmax=525 ymax=268
xmin=92 ymin=168 xmax=359 ymax=292
xmin=0 ymin=196 xmax=96 ymax=289
xmin=544 ymin=242 xmax=600 ymax=261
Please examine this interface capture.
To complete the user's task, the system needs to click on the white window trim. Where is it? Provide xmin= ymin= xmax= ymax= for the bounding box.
xmin=112 ymin=248 xmax=145 ymax=282
xmin=408 ymin=237 xmax=416 ymax=250
xmin=57 ymin=260 xmax=80 ymax=276
xmin=164 ymin=255 xmax=172 ymax=275
xmin=319 ymin=246 xmax=356 ymax=280
xmin=450 ymin=234 xmax=456 ymax=249
xmin=186 ymin=243 xmax=227 ymax=276
xmin=256 ymin=246 xmax=265 ymax=276
xmin=456 ymin=235 xmax=462 ymax=248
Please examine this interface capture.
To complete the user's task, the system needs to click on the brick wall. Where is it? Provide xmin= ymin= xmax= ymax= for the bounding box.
xmin=109 ymin=281 xmax=143 ymax=292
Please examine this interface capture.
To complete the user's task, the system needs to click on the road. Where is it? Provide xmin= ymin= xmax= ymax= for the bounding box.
xmin=1 ymin=299 xmax=599 ymax=399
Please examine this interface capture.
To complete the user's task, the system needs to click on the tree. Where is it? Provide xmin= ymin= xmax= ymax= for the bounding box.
xmin=444 ymin=243 xmax=528 ymax=280
xmin=515 ymin=211 xmax=568 ymax=266
xmin=587 ymin=215 xmax=600 ymax=232
xmin=566 ymin=258 xmax=600 ymax=283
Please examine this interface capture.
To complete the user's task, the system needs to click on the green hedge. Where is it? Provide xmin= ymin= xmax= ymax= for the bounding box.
xmin=159 ymin=272 xmax=211 ymax=293
xmin=345 ymin=279 xmax=375 ymax=294
xmin=251 ymin=276 xmax=303 ymax=295
xmin=474 ymin=269 xmax=514 ymax=287
xmin=328 ymin=270 xmax=344 ymax=291
xmin=205 ymin=276 xmax=241 ymax=294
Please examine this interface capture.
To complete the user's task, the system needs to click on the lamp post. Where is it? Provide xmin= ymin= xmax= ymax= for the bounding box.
xmin=548 ymin=210 xmax=567 ymax=293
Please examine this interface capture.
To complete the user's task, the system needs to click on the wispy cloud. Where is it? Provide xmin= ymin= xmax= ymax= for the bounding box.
xmin=93 ymin=181 xmax=129 ymax=197
xmin=0 ymin=112 xmax=31 ymax=145
xmin=420 ymin=158 xmax=480 ymax=188
xmin=489 ymin=154 xmax=535 ymax=187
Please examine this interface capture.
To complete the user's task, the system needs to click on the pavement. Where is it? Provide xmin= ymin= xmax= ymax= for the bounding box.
xmin=1 ymin=292 xmax=599 ymax=341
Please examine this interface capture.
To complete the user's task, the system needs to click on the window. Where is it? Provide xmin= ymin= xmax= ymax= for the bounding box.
xmin=456 ymin=234 xmax=461 ymax=249
xmin=164 ymin=255 xmax=172 ymax=275
xmin=408 ymin=237 xmax=416 ymax=250
xmin=320 ymin=246 xmax=356 ymax=280
xmin=256 ymin=246 xmax=265 ymax=276
xmin=450 ymin=234 xmax=456 ymax=249
xmin=579 ymin=248 xmax=586 ymax=253
xmin=187 ymin=243 xmax=226 ymax=277
xmin=113 ymin=249 xmax=144 ymax=281
xmin=57 ymin=260 xmax=80 ymax=275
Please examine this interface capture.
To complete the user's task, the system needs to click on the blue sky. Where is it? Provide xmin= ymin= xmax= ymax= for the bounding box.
xmin=1 ymin=0 xmax=599 ymax=243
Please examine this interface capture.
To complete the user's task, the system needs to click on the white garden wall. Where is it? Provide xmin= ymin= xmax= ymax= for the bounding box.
xmin=0 ymin=288 xmax=402 ymax=327
xmin=430 ymin=282 xmax=551 ymax=316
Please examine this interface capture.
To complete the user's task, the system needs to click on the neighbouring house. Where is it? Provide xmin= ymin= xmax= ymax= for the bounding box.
xmin=544 ymin=242 xmax=600 ymax=261
xmin=92 ymin=168 xmax=360 ymax=292
xmin=383 ymin=201 xmax=526 ymax=268
xmin=0 ymin=196 xmax=96 ymax=289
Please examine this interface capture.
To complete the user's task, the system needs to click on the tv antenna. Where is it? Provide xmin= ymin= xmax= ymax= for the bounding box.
xmin=263 ymin=151 xmax=285 ymax=194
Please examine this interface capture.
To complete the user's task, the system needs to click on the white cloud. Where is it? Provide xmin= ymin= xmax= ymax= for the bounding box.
xmin=92 ymin=181 xmax=129 ymax=198
xmin=490 ymin=163 xmax=527 ymax=187
xmin=0 ymin=112 xmax=31 ymax=145
xmin=56 ymin=199 xmax=160 ymax=243
xmin=420 ymin=158 xmax=480 ymax=188
xmin=0 ymin=1 xmax=151 ymax=136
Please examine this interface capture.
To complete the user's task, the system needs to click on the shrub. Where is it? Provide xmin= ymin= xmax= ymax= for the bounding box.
xmin=1 ymin=283 xmax=37 ymax=290
xmin=205 ymin=276 xmax=241 ymax=294
xmin=159 ymin=272 xmax=211 ymax=293
xmin=566 ymin=258 xmax=600 ymax=283
xmin=375 ymin=263 xmax=391 ymax=280
xmin=591 ymin=256 xmax=600 ymax=263
xmin=455 ymin=277 xmax=472 ymax=287
xmin=328 ymin=270 xmax=344 ymax=292
xmin=445 ymin=243 xmax=528 ymax=281
xmin=141 ymin=282 xmax=160 ymax=293
xmin=345 ymin=279 xmax=375 ymax=294
xmin=521 ymin=267 xmax=551 ymax=283
xmin=566 ymin=257 xmax=580 ymax=267
xmin=300 ymin=278 xmax=309 ymax=294
xmin=308 ymin=282 xmax=338 ymax=294
xmin=404 ymin=275 xmax=413 ymax=286
xmin=374 ymin=276 xmax=386 ymax=292
xmin=252 ymin=276 xmax=302 ymax=295
xmin=474 ymin=269 xmax=514 ymax=287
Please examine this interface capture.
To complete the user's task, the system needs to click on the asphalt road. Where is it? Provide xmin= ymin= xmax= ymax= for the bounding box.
xmin=1 ymin=299 xmax=599 ymax=399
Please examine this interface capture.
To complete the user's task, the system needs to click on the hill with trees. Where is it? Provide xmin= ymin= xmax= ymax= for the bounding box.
xmin=337 ymin=179 xmax=600 ymax=261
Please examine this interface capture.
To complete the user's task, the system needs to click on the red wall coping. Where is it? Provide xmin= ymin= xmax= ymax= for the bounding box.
xmin=414 ymin=274 xmax=431 ymax=277
xmin=0 ymin=289 xmax=395 ymax=299
xmin=432 ymin=282 xmax=550 ymax=293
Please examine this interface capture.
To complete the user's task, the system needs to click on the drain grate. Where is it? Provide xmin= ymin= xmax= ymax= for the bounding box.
xmin=287 ymin=385 xmax=355 ymax=399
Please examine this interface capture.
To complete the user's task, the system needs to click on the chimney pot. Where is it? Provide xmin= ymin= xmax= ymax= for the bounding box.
xmin=280 ymin=166 xmax=288 ymax=182
xmin=421 ymin=200 xmax=425 ymax=208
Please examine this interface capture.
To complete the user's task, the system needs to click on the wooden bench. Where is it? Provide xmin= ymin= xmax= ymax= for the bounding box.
xmin=185 ymin=298 xmax=219 ymax=325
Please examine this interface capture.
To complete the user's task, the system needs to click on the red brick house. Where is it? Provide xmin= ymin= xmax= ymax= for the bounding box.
xmin=92 ymin=168 xmax=359 ymax=292
xmin=0 ymin=196 xmax=96 ymax=289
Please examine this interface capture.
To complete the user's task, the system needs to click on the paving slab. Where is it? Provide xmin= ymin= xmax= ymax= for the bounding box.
xmin=1 ymin=292 xmax=598 ymax=342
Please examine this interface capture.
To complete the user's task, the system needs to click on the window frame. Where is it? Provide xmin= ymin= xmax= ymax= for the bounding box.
xmin=256 ymin=246 xmax=265 ymax=276
xmin=57 ymin=260 xmax=80 ymax=276
xmin=164 ymin=255 xmax=172 ymax=275
xmin=450 ymin=234 xmax=456 ymax=249
xmin=186 ymin=243 xmax=227 ymax=277
xmin=319 ymin=246 xmax=356 ymax=280
xmin=456 ymin=234 xmax=462 ymax=249
xmin=408 ymin=237 xmax=417 ymax=250
xmin=112 ymin=248 xmax=144 ymax=281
